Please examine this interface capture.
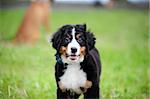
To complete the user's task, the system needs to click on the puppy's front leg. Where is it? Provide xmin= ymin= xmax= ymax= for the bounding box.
xmin=81 ymin=80 xmax=92 ymax=93
xmin=84 ymin=80 xmax=92 ymax=89
xmin=58 ymin=81 xmax=66 ymax=92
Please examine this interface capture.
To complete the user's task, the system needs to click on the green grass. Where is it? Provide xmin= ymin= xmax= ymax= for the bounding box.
xmin=0 ymin=8 xmax=149 ymax=99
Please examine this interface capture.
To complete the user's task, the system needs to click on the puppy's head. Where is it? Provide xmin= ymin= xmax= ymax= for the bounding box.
xmin=51 ymin=24 xmax=95 ymax=64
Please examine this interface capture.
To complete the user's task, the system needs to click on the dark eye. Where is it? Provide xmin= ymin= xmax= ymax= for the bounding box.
xmin=78 ymin=38 xmax=83 ymax=43
xmin=65 ymin=38 xmax=70 ymax=43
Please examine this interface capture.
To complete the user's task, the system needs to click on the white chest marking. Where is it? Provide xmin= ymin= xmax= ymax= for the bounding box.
xmin=60 ymin=64 xmax=87 ymax=94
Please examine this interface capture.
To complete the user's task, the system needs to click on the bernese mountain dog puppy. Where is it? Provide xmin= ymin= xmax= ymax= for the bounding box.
xmin=51 ymin=24 xmax=101 ymax=99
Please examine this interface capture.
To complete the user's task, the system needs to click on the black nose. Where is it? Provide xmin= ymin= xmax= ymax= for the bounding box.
xmin=71 ymin=47 xmax=77 ymax=53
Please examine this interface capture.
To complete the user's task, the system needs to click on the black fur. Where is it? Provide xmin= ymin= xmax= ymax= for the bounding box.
xmin=51 ymin=24 xmax=101 ymax=99
xmin=51 ymin=25 xmax=72 ymax=50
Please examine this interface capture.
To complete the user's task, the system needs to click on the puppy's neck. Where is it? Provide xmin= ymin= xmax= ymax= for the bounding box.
xmin=64 ymin=60 xmax=82 ymax=67
xmin=67 ymin=63 xmax=80 ymax=67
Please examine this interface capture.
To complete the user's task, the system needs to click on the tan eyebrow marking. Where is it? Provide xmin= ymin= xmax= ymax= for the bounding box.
xmin=76 ymin=33 xmax=81 ymax=39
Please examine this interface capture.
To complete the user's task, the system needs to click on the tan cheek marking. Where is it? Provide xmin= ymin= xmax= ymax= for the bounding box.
xmin=80 ymin=46 xmax=86 ymax=55
xmin=59 ymin=46 xmax=67 ymax=55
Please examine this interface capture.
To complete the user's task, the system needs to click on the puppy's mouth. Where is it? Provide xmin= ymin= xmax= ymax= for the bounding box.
xmin=66 ymin=54 xmax=80 ymax=61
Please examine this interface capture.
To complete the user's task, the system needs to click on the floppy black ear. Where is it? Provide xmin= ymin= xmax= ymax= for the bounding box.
xmin=82 ymin=24 xmax=86 ymax=31
xmin=75 ymin=23 xmax=86 ymax=32
xmin=51 ymin=25 xmax=67 ymax=50
xmin=51 ymin=30 xmax=62 ymax=50
xmin=85 ymin=26 xmax=96 ymax=51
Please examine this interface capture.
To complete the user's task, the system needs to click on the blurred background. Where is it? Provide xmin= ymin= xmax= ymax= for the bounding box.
xmin=0 ymin=0 xmax=149 ymax=9
xmin=0 ymin=0 xmax=149 ymax=99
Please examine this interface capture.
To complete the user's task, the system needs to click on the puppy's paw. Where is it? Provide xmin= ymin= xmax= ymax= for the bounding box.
xmin=58 ymin=81 xmax=66 ymax=92
xmin=80 ymin=80 xmax=92 ymax=93
xmin=84 ymin=80 xmax=92 ymax=89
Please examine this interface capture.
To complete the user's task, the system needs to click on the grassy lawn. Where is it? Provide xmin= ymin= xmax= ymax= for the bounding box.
xmin=0 ymin=8 xmax=149 ymax=99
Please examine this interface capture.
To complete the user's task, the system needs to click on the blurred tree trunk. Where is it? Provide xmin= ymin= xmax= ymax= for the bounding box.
xmin=105 ymin=0 xmax=115 ymax=8
xmin=105 ymin=0 xmax=127 ymax=8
